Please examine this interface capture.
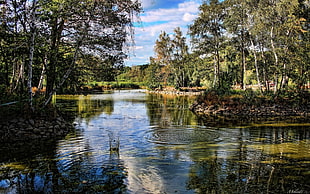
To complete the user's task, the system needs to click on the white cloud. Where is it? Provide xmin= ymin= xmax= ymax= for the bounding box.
xmin=126 ymin=0 xmax=202 ymax=66
xmin=178 ymin=1 xmax=201 ymax=12
xmin=140 ymin=1 xmax=199 ymax=23
xmin=183 ymin=13 xmax=197 ymax=22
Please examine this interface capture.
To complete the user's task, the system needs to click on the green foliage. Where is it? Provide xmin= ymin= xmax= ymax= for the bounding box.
xmin=177 ymin=0 xmax=309 ymax=94
xmin=198 ymin=87 xmax=309 ymax=112
xmin=86 ymin=81 xmax=142 ymax=90
xmin=0 ymin=0 xmax=141 ymax=110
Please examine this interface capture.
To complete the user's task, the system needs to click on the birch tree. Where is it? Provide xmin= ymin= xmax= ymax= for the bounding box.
xmin=189 ymin=0 xmax=226 ymax=89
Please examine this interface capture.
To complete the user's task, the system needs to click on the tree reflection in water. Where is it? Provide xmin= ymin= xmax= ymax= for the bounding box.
xmin=186 ymin=126 xmax=310 ymax=193
xmin=1 ymin=91 xmax=309 ymax=193
xmin=0 ymin=134 xmax=128 ymax=193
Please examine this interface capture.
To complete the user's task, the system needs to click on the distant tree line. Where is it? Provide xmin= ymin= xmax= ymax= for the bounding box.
xmin=0 ymin=0 xmax=141 ymax=110
xmin=142 ymin=0 xmax=309 ymax=93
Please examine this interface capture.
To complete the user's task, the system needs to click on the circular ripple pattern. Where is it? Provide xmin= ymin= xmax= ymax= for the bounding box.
xmin=145 ymin=126 xmax=220 ymax=145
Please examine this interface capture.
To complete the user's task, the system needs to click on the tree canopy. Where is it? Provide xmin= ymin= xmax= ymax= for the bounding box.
xmin=0 ymin=0 xmax=141 ymax=110
xmin=146 ymin=0 xmax=309 ymax=93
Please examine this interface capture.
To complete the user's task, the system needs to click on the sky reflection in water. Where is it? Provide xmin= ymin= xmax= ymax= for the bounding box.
xmin=0 ymin=90 xmax=309 ymax=193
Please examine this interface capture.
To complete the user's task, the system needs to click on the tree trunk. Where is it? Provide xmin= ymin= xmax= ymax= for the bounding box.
xmin=37 ymin=59 xmax=46 ymax=91
xmin=250 ymin=37 xmax=262 ymax=93
xmin=213 ymin=55 xmax=217 ymax=88
xmin=241 ymin=30 xmax=246 ymax=90
xmin=241 ymin=47 xmax=246 ymax=90
xmin=43 ymin=14 xmax=88 ymax=107
xmin=216 ymin=50 xmax=220 ymax=88
xmin=259 ymin=41 xmax=269 ymax=92
xmin=280 ymin=44 xmax=290 ymax=91
xmin=43 ymin=45 xmax=80 ymax=107
xmin=14 ymin=58 xmax=25 ymax=92
xmin=27 ymin=0 xmax=36 ymax=110
xmin=270 ymin=26 xmax=278 ymax=94
xmin=46 ymin=17 xmax=65 ymax=101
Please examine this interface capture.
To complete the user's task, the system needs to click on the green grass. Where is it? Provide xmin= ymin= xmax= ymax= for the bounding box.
xmin=85 ymin=81 xmax=145 ymax=89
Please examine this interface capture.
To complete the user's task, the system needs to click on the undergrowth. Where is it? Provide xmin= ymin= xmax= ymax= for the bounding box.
xmin=198 ymin=88 xmax=309 ymax=109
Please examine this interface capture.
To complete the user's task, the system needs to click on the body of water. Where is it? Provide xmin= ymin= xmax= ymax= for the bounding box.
xmin=1 ymin=90 xmax=309 ymax=193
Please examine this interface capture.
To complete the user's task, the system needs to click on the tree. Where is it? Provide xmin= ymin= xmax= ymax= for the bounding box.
xmin=145 ymin=57 xmax=162 ymax=89
xmin=41 ymin=0 xmax=141 ymax=106
xmin=153 ymin=31 xmax=173 ymax=86
xmin=251 ymin=0 xmax=304 ymax=93
xmin=224 ymin=0 xmax=251 ymax=90
xmin=189 ymin=0 xmax=226 ymax=89
xmin=0 ymin=0 xmax=141 ymax=110
xmin=171 ymin=27 xmax=189 ymax=88
xmin=27 ymin=0 xmax=38 ymax=110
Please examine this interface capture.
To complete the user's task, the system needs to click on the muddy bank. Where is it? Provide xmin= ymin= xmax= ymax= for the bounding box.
xmin=190 ymin=101 xmax=310 ymax=127
xmin=147 ymin=90 xmax=203 ymax=96
xmin=189 ymin=91 xmax=310 ymax=119
xmin=190 ymin=101 xmax=309 ymax=117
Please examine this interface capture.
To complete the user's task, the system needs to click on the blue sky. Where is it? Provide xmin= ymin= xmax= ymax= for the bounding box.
xmin=125 ymin=0 xmax=203 ymax=66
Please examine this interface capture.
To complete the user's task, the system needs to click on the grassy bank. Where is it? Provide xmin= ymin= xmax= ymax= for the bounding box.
xmin=85 ymin=81 xmax=144 ymax=90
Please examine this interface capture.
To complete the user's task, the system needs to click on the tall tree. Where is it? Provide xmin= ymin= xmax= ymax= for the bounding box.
xmin=154 ymin=31 xmax=172 ymax=86
xmin=27 ymin=0 xmax=37 ymax=110
xmin=171 ymin=27 xmax=189 ymax=88
xmin=40 ymin=0 xmax=141 ymax=106
xmin=189 ymin=0 xmax=226 ymax=89
xmin=154 ymin=31 xmax=172 ymax=66
xmin=0 ymin=0 xmax=141 ymax=109
xmin=252 ymin=0 xmax=302 ymax=93
xmin=225 ymin=0 xmax=251 ymax=90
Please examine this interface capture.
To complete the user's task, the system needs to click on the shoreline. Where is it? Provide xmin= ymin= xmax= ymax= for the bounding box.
xmin=189 ymin=90 xmax=310 ymax=119
xmin=146 ymin=89 xmax=204 ymax=96
xmin=0 ymin=113 xmax=74 ymax=143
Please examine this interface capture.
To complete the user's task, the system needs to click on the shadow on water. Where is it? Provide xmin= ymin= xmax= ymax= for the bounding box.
xmin=186 ymin=126 xmax=310 ymax=193
xmin=0 ymin=136 xmax=128 ymax=193
xmin=1 ymin=90 xmax=309 ymax=193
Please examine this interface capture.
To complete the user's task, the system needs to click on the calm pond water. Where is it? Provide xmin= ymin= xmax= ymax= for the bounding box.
xmin=1 ymin=89 xmax=310 ymax=193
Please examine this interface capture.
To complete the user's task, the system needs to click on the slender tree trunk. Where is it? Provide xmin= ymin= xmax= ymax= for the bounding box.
xmin=14 ymin=59 xmax=25 ymax=91
xmin=241 ymin=47 xmax=246 ymax=90
xmin=46 ymin=20 xmax=58 ymax=99
xmin=274 ymin=74 xmax=278 ymax=94
xmin=270 ymin=26 xmax=278 ymax=94
xmin=43 ymin=45 xmax=80 ymax=107
xmin=27 ymin=0 xmax=37 ymax=110
xmin=216 ymin=50 xmax=220 ymax=88
xmin=213 ymin=55 xmax=217 ymax=88
xmin=280 ymin=45 xmax=290 ymax=90
xmin=37 ymin=60 xmax=46 ymax=91
xmin=241 ymin=30 xmax=246 ymax=90
xmin=250 ymin=37 xmax=262 ymax=93
xmin=43 ymin=14 xmax=88 ymax=107
xmin=259 ymin=41 xmax=269 ymax=92
xmin=46 ymin=17 xmax=65 ymax=100
xmin=10 ymin=61 xmax=16 ymax=92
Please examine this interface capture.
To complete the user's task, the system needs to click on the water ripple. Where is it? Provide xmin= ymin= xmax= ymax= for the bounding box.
xmin=145 ymin=126 xmax=220 ymax=145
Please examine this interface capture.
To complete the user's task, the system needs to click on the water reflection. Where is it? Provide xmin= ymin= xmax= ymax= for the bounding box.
xmin=56 ymin=93 xmax=115 ymax=121
xmin=187 ymin=126 xmax=310 ymax=193
xmin=146 ymin=94 xmax=198 ymax=127
xmin=0 ymin=90 xmax=309 ymax=193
